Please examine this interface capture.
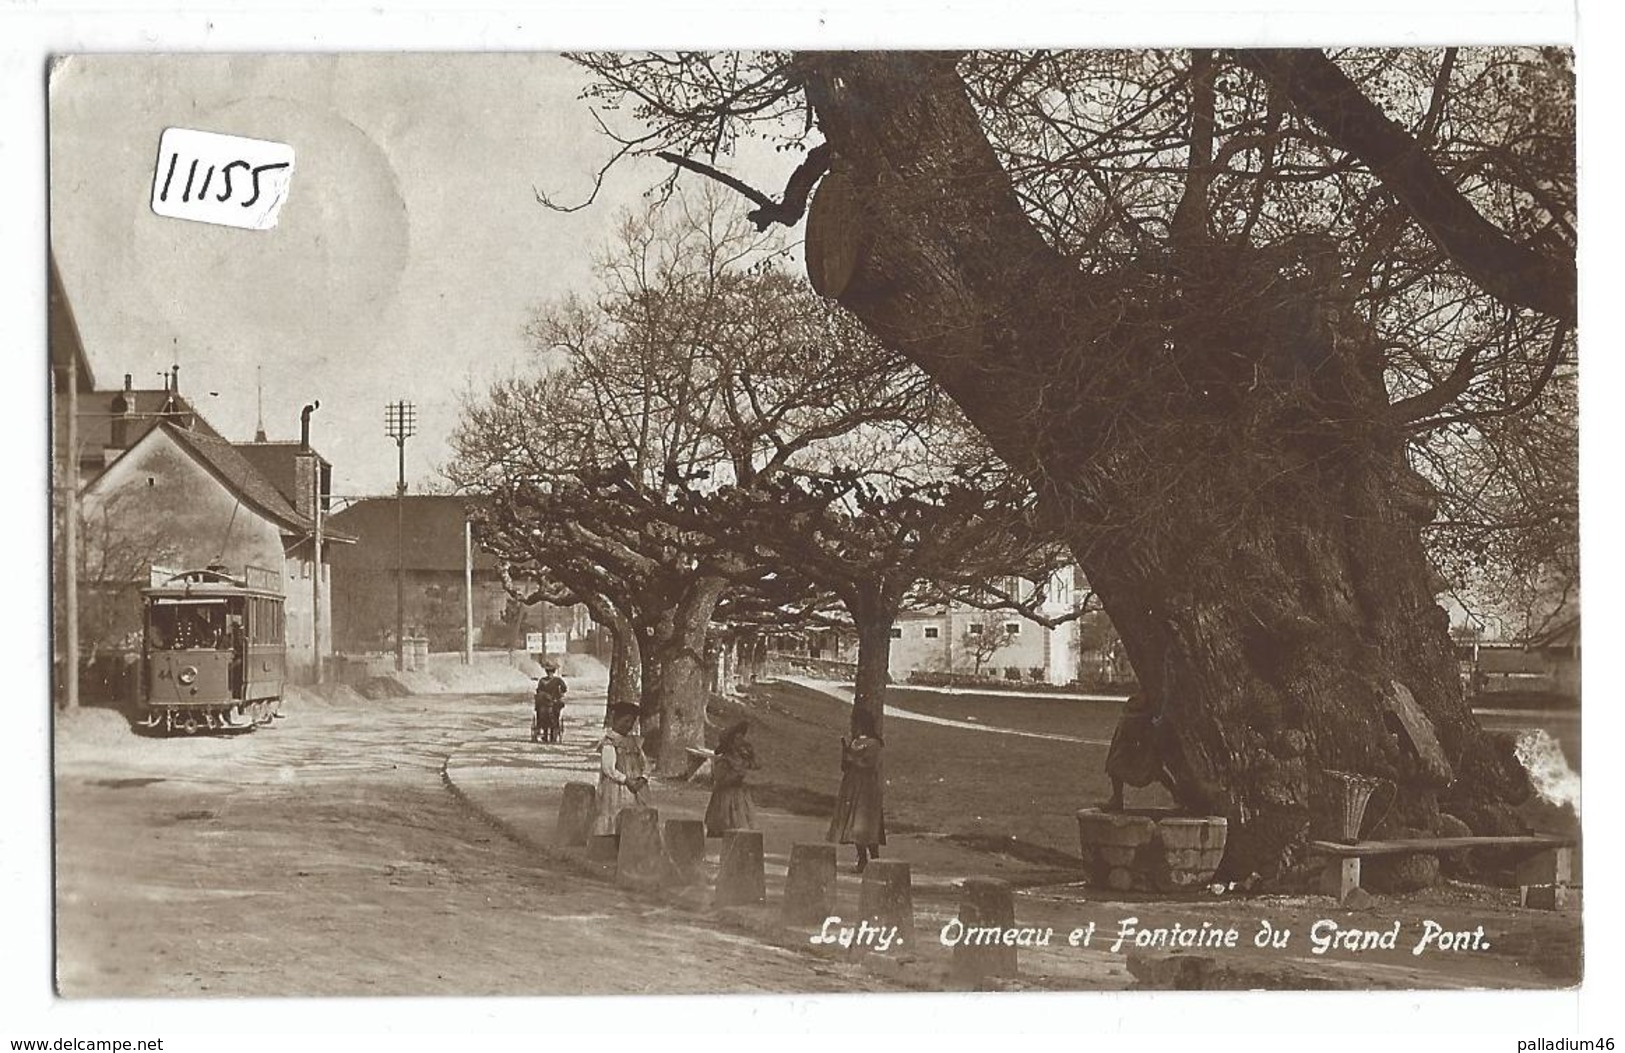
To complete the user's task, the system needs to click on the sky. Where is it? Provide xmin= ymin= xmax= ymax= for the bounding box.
xmin=48 ymin=52 xmax=764 ymax=497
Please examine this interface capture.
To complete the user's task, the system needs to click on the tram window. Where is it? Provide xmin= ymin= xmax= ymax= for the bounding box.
xmin=148 ymin=610 xmax=171 ymax=650
xmin=150 ymin=602 xmax=228 ymax=650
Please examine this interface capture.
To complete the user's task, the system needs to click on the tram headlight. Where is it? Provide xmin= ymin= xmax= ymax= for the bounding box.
xmin=177 ymin=666 xmax=198 ymax=685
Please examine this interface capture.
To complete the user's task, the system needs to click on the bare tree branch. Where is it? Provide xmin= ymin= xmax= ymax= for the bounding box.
xmin=1236 ymin=47 xmax=1575 ymax=325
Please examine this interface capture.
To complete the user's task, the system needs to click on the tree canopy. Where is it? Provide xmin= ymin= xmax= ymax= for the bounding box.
xmin=550 ymin=48 xmax=1575 ymax=880
xmin=453 ymin=189 xmax=1080 ymax=760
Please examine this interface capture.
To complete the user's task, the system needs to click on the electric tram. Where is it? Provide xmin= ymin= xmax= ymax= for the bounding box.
xmin=138 ymin=565 xmax=286 ymax=734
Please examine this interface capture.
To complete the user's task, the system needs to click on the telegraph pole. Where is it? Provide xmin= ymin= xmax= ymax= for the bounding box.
xmin=463 ymin=517 xmax=474 ymax=665
xmin=384 ymin=400 xmax=416 ymax=672
xmin=303 ymin=402 xmax=322 ymax=685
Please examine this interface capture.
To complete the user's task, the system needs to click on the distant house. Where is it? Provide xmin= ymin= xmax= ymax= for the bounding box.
xmin=325 ymin=495 xmax=591 ymax=655
xmin=773 ymin=570 xmax=1084 ymax=686
xmin=887 ymin=573 xmax=1081 ymax=686
xmin=76 ymin=419 xmax=344 ymax=688
xmin=1465 ymin=614 xmax=1580 ymax=705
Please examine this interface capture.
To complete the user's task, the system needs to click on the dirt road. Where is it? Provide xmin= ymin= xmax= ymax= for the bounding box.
xmin=53 ymin=692 xmax=885 ymax=997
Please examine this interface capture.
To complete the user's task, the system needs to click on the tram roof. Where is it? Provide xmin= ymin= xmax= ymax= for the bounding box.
xmin=143 ymin=582 xmax=285 ymax=600
xmin=143 ymin=565 xmax=285 ymax=600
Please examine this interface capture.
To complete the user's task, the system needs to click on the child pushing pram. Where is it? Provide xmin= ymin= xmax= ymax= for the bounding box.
xmin=531 ymin=662 xmax=568 ymax=744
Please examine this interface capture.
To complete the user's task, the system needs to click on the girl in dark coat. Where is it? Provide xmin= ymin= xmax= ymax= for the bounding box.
xmin=704 ymin=720 xmax=759 ymax=836
xmin=827 ymin=708 xmax=886 ymax=871
xmin=1104 ymin=693 xmax=1176 ymax=810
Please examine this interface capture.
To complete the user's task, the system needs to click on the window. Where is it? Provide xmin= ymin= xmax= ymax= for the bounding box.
xmin=923 ymin=626 xmax=940 ymax=640
xmin=889 ymin=627 xmax=902 ymax=639
xmin=1005 ymin=622 xmax=1021 ymax=636
xmin=968 ymin=623 xmax=984 ymax=636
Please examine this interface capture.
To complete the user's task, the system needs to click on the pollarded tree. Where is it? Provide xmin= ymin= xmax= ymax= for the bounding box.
xmin=452 ymin=365 xmax=752 ymax=769
xmin=707 ymin=567 xmax=847 ymax=690
xmin=636 ymin=426 xmax=1081 ymax=737
xmin=559 ymin=48 xmax=1574 ymax=879
xmin=452 ymin=190 xmax=938 ymax=769
xmin=451 ymin=370 xmax=657 ymax=722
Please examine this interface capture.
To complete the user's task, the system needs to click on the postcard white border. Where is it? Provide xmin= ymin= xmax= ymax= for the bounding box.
xmin=5 ymin=0 xmax=1614 ymax=1045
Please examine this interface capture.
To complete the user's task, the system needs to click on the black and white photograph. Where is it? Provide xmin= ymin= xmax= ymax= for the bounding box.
xmin=10 ymin=1 xmax=1615 ymax=1043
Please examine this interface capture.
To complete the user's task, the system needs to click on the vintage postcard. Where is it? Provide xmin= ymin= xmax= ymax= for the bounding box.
xmin=35 ymin=32 xmax=1593 ymax=1042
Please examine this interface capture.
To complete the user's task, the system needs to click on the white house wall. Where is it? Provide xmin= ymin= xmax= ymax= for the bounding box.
xmin=888 ymin=608 xmax=1078 ymax=685
xmin=80 ymin=428 xmax=325 ymax=680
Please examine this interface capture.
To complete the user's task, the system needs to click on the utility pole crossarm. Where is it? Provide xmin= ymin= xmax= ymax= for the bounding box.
xmin=385 ymin=400 xmax=417 ymax=673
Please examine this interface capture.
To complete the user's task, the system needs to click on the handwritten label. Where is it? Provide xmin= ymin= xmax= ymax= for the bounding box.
xmin=150 ymin=127 xmax=295 ymax=230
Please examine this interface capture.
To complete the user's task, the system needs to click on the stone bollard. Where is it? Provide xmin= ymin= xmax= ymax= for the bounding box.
xmin=714 ymin=830 xmax=766 ymax=907
xmin=951 ymin=878 xmax=1018 ymax=987
xmin=587 ymin=833 xmax=620 ymax=865
xmin=554 ymin=782 xmax=597 ymax=846
xmin=782 ymin=843 xmax=837 ymax=925
xmin=615 ymin=807 xmax=666 ymax=890
xmin=858 ymin=859 xmax=915 ymax=951
xmin=664 ymin=819 xmax=708 ymax=887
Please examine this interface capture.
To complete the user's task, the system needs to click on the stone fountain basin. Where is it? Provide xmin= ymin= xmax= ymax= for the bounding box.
xmin=1075 ymin=807 xmax=1228 ymax=893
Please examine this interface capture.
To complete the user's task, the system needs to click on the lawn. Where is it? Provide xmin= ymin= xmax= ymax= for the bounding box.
xmin=708 ymin=681 xmax=1580 ymax=856
xmin=706 ymin=681 xmax=1171 ymax=863
xmin=885 ymin=685 xmax=1128 ymax=741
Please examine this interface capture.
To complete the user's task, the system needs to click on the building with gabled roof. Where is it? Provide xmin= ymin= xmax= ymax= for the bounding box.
xmin=325 ymin=494 xmax=587 ymax=655
xmin=52 ymin=253 xmax=350 ymax=702
xmin=1460 ymin=610 xmax=1580 ymax=706
xmin=235 ymin=440 xmax=333 ymax=521
xmin=72 ymin=368 xmax=226 ymax=484
xmin=76 ymin=415 xmax=346 ymax=692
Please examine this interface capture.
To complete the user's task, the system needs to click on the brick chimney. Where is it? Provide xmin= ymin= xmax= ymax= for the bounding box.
xmin=97 ymin=372 xmax=140 ymax=469
xmin=107 ymin=373 xmax=134 ymax=450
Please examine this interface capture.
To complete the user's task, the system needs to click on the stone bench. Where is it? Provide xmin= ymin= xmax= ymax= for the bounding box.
xmin=1306 ymin=834 xmax=1576 ymax=905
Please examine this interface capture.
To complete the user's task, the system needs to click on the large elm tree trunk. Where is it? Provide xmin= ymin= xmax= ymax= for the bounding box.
xmin=646 ymin=574 xmax=728 ymax=774
xmin=735 ymin=629 xmax=766 ymax=686
xmin=638 ymin=618 xmax=667 ymax=740
xmin=574 ymin=593 xmax=641 ymax=726
xmin=846 ymin=580 xmax=906 ymax=738
xmin=604 ymin=609 xmax=641 ymax=724
xmin=800 ymin=52 xmax=1532 ymax=881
